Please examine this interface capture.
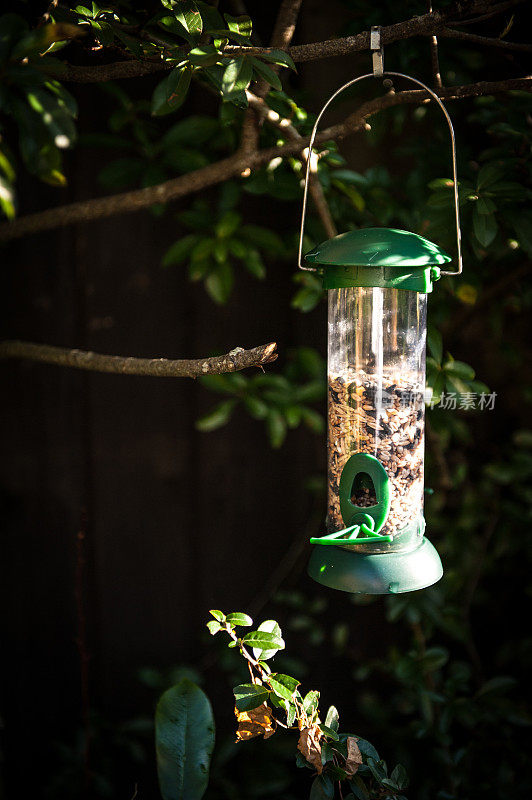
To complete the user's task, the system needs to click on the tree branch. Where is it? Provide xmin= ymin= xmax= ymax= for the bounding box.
xmin=440 ymin=28 xmax=532 ymax=50
xmin=247 ymin=91 xmax=337 ymax=238
xmin=47 ymin=0 xmax=528 ymax=83
xmin=1 ymin=76 xmax=530 ymax=243
xmin=0 ymin=339 xmax=278 ymax=377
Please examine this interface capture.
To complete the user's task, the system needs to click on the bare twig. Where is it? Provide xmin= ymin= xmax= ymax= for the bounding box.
xmin=428 ymin=2 xmax=443 ymax=88
xmin=452 ymin=0 xmax=523 ymax=26
xmin=0 ymin=340 xmax=278 ymax=377
xmin=1 ymin=75 xmax=529 ymax=243
xmin=440 ymin=28 xmax=532 ymax=51
xmin=247 ymin=91 xmax=337 ymax=237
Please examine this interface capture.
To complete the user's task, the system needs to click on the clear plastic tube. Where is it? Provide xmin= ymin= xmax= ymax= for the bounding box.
xmin=327 ymin=287 xmax=427 ymax=539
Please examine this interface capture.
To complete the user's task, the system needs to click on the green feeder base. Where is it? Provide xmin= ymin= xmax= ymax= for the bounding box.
xmin=307 ymin=537 xmax=443 ymax=595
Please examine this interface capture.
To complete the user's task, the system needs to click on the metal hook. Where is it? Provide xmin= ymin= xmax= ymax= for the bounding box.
xmin=297 ymin=72 xmax=463 ymax=278
xmin=370 ymin=27 xmax=384 ymax=77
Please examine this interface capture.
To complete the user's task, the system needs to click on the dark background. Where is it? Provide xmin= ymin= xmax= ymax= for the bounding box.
xmin=1 ymin=2 xmax=531 ymax=799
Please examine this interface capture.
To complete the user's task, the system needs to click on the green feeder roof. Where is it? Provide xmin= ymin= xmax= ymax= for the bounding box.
xmin=304 ymin=228 xmax=452 ymax=293
xmin=305 ymin=228 xmax=452 ymax=268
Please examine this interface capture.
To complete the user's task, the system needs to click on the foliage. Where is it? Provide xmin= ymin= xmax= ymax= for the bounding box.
xmin=162 ymin=186 xmax=285 ymax=303
xmin=207 ymin=610 xmax=409 ymax=800
xmin=0 ymin=13 xmax=82 ymax=216
xmin=196 ymin=347 xmax=325 ymax=447
xmin=156 ymin=679 xmax=215 ymax=800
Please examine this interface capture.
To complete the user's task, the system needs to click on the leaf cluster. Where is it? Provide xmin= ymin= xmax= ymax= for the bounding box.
xmin=207 ymin=610 xmax=409 ymax=800
xmin=197 ymin=347 xmax=325 ymax=447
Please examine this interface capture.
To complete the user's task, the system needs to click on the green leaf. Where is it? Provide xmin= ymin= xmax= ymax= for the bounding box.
xmin=355 ymin=738 xmax=379 ymax=762
xmin=269 ymin=673 xmax=300 ymax=701
xmin=223 ymin=13 xmax=252 ymax=38
xmin=205 ymin=261 xmax=234 ymax=304
xmin=266 ymin=408 xmax=287 ymax=448
xmin=152 ymin=65 xmax=192 ymax=116
xmin=188 ymin=44 xmax=220 ymax=66
xmin=301 ymin=408 xmax=325 ymax=434
xmin=206 ymin=620 xmax=222 ymax=635
xmin=472 ymin=205 xmax=497 ymax=247
xmin=302 ymin=690 xmax=320 ymax=717
xmin=163 ymin=0 xmax=203 ymax=35
xmin=233 ymin=683 xmax=269 ymax=711
xmin=252 ymin=620 xmax=283 ymax=661
xmin=427 ymin=327 xmax=442 ymax=364
xmin=319 ymin=724 xmax=339 ymax=741
xmin=209 ymin=609 xmax=225 ymax=621
xmin=349 ymin=775 xmax=370 ymax=799
xmin=444 ymin=360 xmax=475 ymax=381
xmin=0 ymin=13 xmax=28 ymax=66
xmin=390 ymin=764 xmax=408 ymax=790
xmin=11 ymin=22 xmax=83 ymax=59
xmin=476 ymin=162 xmax=506 ymax=190
xmin=244 ymin=249 xmax=266 ymax=279
xmin=310 ymin=774 xmax=334 ymax=800
xmin=239 ymin=224 xmax=284 ymax=253
xmin=155 ymin=679 xmax=215 ymax=800
xmin=250 ymin=58 xmax=282 ymax=90
xmin=260 ymin=48 xmax=296 ymax=71
xmin=195 ymin=1 xmax=224 ymax=32
xmin=243 ymin=629 xmax=285 ymax=652
xmin=225 ymin=612 xmax=253 ymax=627
xmin=162 ymin=235 xmax=199 ymax=267
xmin=421 ymin=647 xmax=449 ymax=672
xmin=476 ymin=196 xmax=497 ymax=215
xmin=26 ymin=87 xmax=77 ymax=148
xmin=215 ymin=210 xmax=240 ymax=238
xmin=221 ymin=57 xmax=253 ymax=99
xmin=324 ymin=705 xmax=339 ymax=732
xmin=196 ymin=400 xmax=236 ymax=432
xmin=367 ymin=758 xmax=387 ymax=784
xmin=512 ymin=213 xmax=532 ymax=257
xmin=476 ymin=676 xmax=517 ymax=697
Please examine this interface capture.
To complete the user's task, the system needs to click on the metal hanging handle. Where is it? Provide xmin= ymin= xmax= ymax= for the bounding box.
xmin=297 ymin=70 xmax=463 ymax=277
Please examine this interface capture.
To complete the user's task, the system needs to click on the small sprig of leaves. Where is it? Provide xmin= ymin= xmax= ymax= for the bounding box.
xmin=426 ymin=328 xmax=489 ymax=403
xmin=207 ymin=610 xmax=409 ymax=800
xmin=196 ymin=347 xmax=325 ymax=447
xmin=162 ymin=186 xmax=285 ymax=303
xmin=427 ymin=159 xmax=532 ymax=258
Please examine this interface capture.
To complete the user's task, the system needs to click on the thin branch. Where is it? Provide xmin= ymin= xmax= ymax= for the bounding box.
xmin=1 ymin=76 xmax=530 ymax=243
xmin=440 ymin=28 xmax=532 ymax=51
xmin=51 ymin=59 xmax=170 ymax=81
xmin=45 ymin=0 xmax=528 ymax=83
xmin=428 ymin=2 xmax=443 ymax=89
xmin=453 ymin=0 xmax=523 ymax=26
xmin=0 ymin=339 xmax=278 ymax=377
xmin=223 ymin=0 xmax=527 ymax=62
xmin=247 ymin=91 xmax=337 ymax=238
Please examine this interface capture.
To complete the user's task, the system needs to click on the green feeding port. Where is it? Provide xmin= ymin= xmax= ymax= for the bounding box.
xmin=305 ymin=228 xmax=452 ymax=292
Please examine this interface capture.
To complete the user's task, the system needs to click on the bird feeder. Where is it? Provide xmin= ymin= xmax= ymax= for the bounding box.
xmin=300 ymin=55 xmax=462 ymax=594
